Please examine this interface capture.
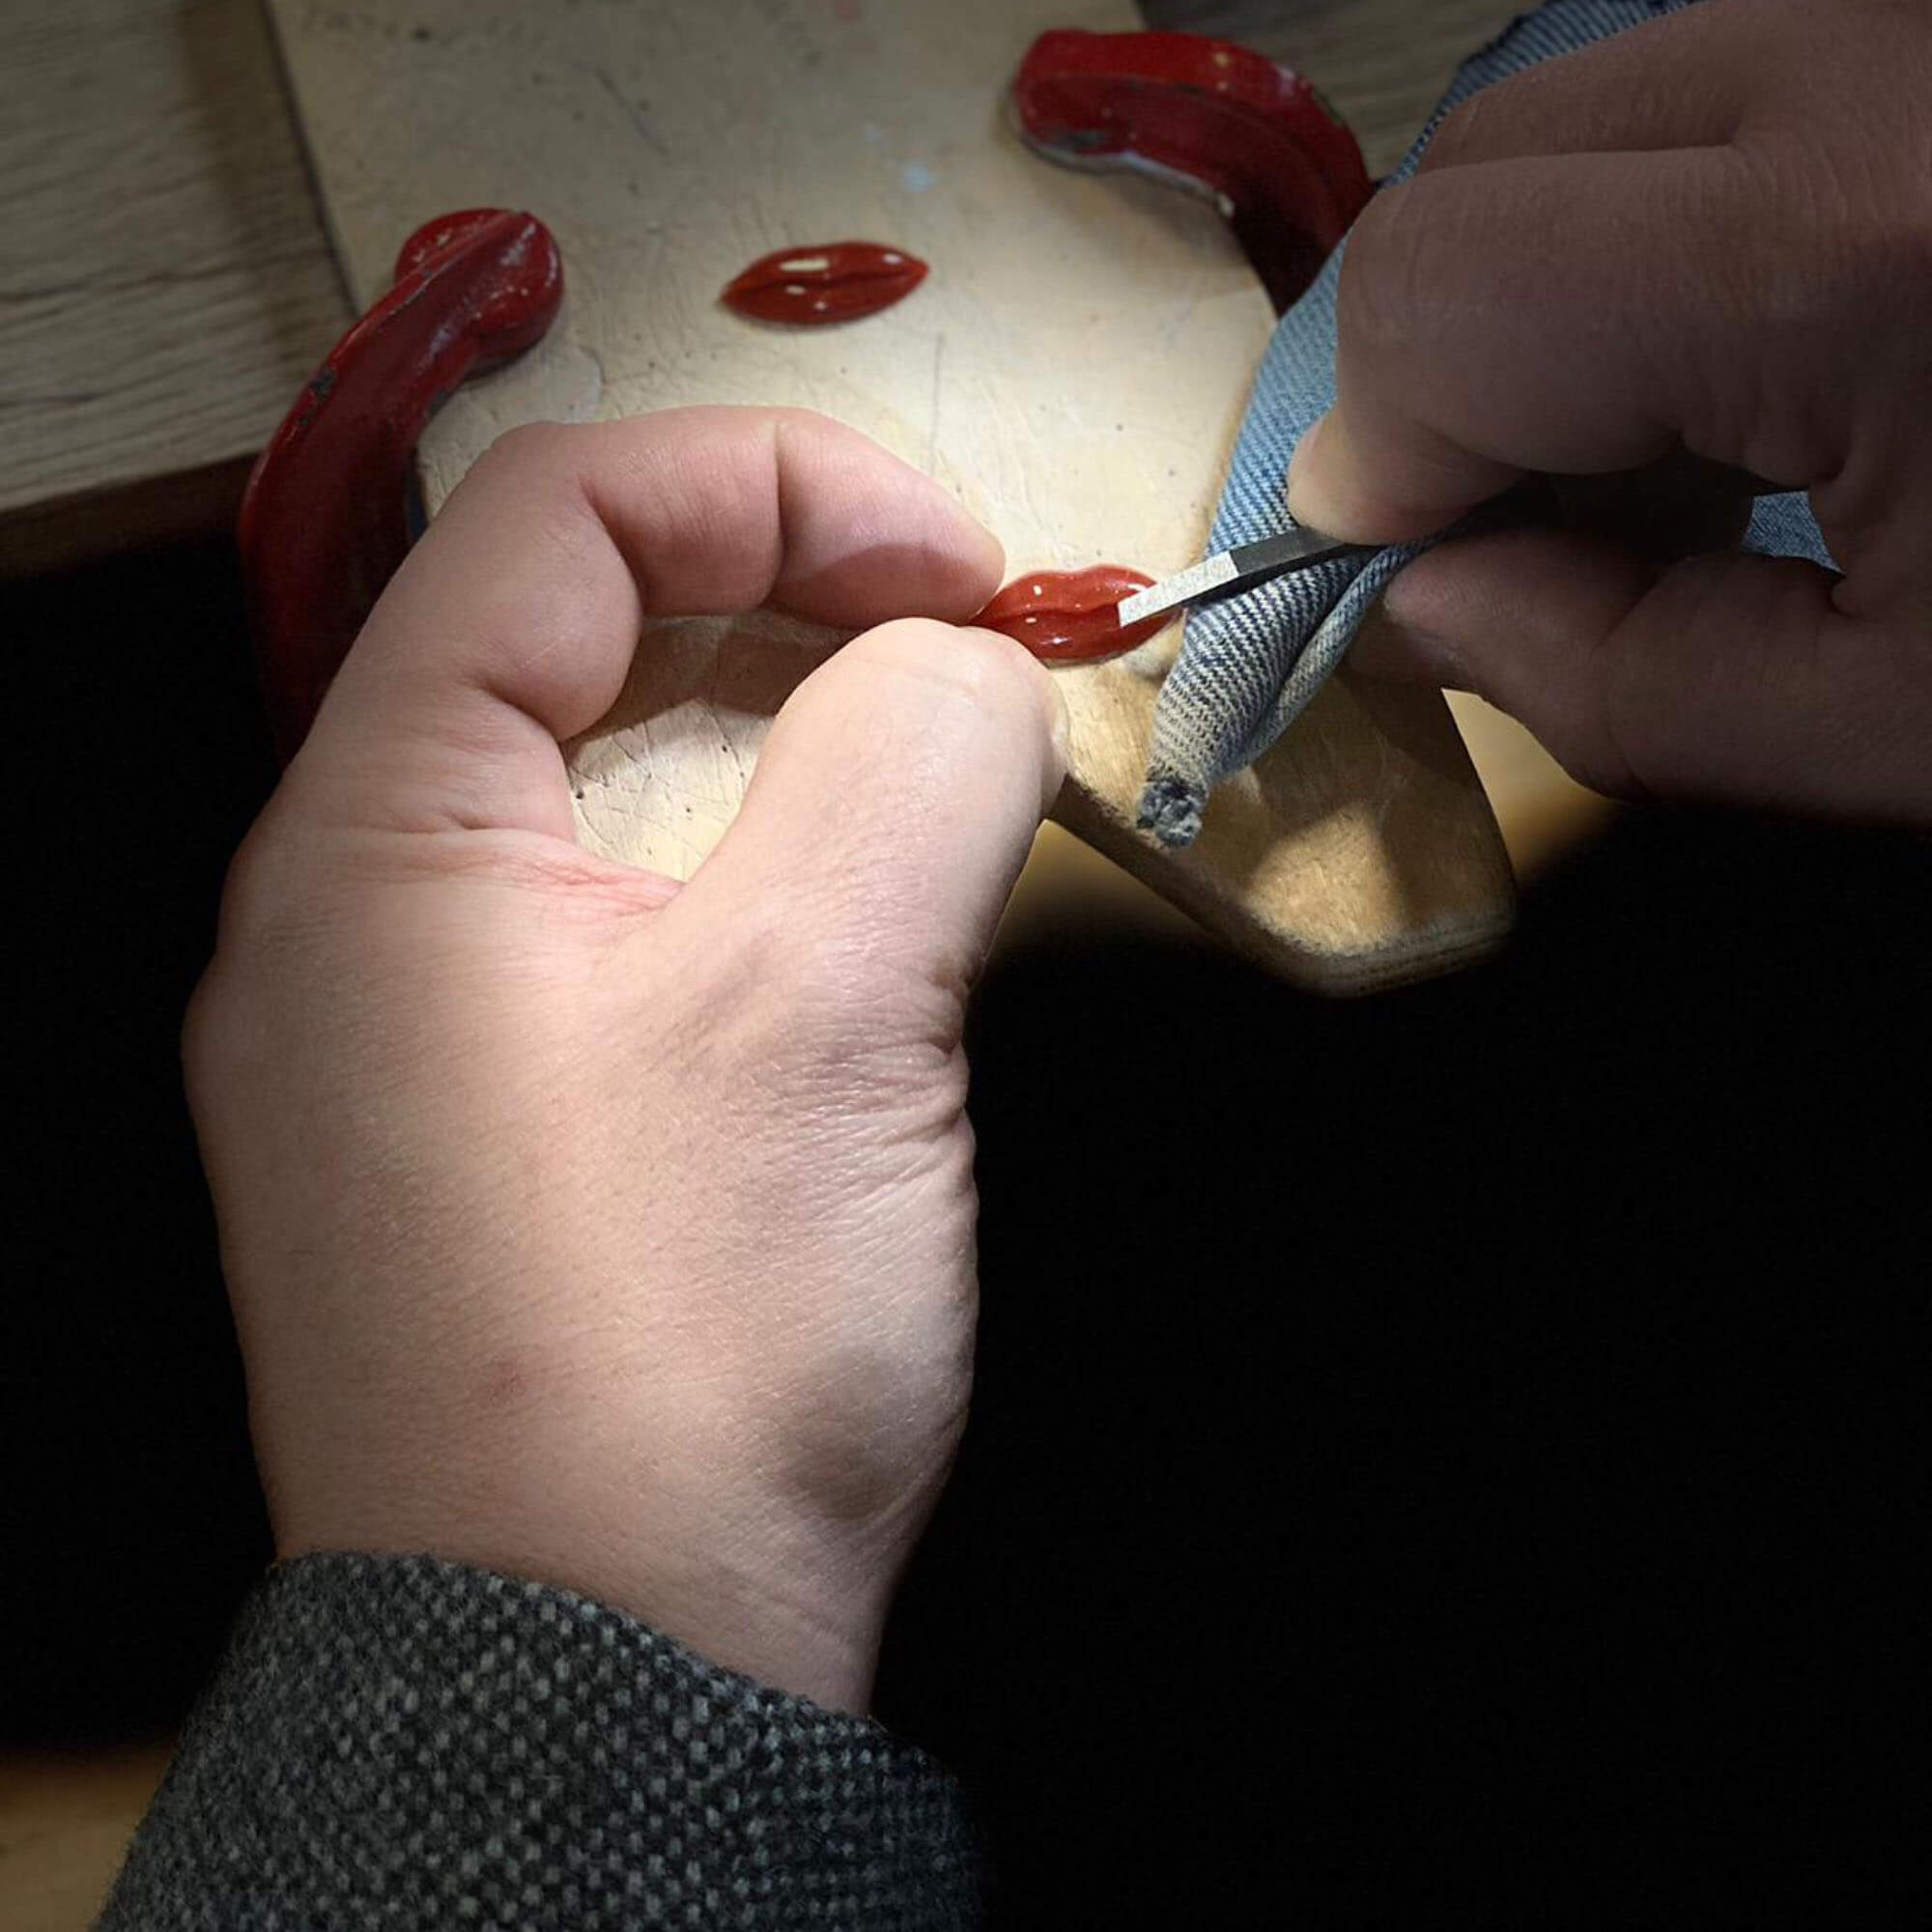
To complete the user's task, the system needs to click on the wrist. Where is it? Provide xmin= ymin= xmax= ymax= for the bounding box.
xmin=266 ymin=1426 xmax=895 ymax=1713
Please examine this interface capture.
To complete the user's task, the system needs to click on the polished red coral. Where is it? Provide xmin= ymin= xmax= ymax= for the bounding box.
xmin=973 ymin=565 xmax=1166 ymax=665
xmin=239 ymin=209 xmax=565 ymax=761
xmin=721 ymin=241 xmax=928 ymax=324
xmin=1010 ymin=29 xmax=1373 ymax=315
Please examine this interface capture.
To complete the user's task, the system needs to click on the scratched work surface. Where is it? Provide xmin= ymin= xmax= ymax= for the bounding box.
xmin=267 ymin=0 xmax=1517 ymax=989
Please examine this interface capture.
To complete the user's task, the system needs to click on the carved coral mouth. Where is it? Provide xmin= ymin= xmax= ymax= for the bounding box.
xmin=720 ymin=241 xmax=928 ymax=325
xmin=972 ymin=564 xmax=1166 ymax=666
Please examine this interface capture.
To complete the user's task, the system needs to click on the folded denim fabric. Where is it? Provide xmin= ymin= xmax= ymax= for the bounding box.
xmin=1137 ymin=0 xmax=1833 ymax=848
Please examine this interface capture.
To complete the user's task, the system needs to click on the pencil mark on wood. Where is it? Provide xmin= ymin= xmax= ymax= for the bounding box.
xmin=590 ymin=65 xmax=668 ymax=156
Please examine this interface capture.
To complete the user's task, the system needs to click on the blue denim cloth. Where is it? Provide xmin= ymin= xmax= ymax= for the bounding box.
xmin=1137 ymin=0 xmax=1833 ymax=847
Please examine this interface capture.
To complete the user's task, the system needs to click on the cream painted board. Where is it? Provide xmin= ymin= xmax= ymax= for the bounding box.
xmin=266 ymin=0 xmax=1516 ymax=989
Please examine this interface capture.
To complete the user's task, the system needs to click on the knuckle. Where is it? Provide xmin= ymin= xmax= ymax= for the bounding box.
xmin=179 ymin=963 xmax=227 ymax=1091
xmin=456 ymin=421 xmax=582 ymax=516
xmin=1419 ymin=93 xmax=1486 ymax=175
xmin=194 ymin=804 xmax=349 ymax=1031
xmin=474 ymin=418 xmax=571 ymax=477
xmin=1880 ymin=171 xmax=1932 ymax=296
xmin=212 ymin=812 xmax=298 ymax=944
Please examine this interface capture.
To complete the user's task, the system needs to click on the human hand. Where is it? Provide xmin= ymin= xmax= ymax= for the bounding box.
xmin=1289 ymin=0 xmax=1932 ymax=819
xmin=185 ymin=408 xmax=1064 ymax=1714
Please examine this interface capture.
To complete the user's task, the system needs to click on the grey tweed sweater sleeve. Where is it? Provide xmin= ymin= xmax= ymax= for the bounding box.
xmin=99 ymin=1552 xmax=983 ymax=1930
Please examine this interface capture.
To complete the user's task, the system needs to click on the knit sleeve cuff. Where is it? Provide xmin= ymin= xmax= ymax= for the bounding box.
xmin=100 ymin=1551 xmax=983 ymax=1930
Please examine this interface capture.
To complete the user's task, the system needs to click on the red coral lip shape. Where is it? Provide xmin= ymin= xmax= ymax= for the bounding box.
xmin=721 ymin=241 xmax=929 ymax=324
xmin=972 ymin=564 xmax=1168 ymax=665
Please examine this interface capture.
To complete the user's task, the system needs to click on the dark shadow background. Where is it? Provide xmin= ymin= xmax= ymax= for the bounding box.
xmin=6 ymin=535 xmax=1928 ymax=1924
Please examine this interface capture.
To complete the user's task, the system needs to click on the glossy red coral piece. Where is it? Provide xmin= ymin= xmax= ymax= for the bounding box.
xmin=238 ymin=208 xmax=564 ymax=761
xmin=1010 ymin=29 xmax=1374 ymax=315
xmin=973 ymin=564 xmax=1167 ymax=665
xmin=721 ymin=241 xmax=928 ymax=324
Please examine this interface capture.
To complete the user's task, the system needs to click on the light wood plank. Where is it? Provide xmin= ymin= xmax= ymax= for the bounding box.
xmin=0 ymin=0 xmax=346 ymax=568
xmin=0 ymin=1741 xmax=171 ymax=1932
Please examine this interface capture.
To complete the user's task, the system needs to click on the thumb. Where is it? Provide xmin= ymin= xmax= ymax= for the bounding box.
xmin=679 ymin=618 xmax=1067 ymax=1014
xmin=1287 ymin=403 xmax=1521 ymax=544
xmin=1357 ymin=527 xmax=1928 ymax=819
